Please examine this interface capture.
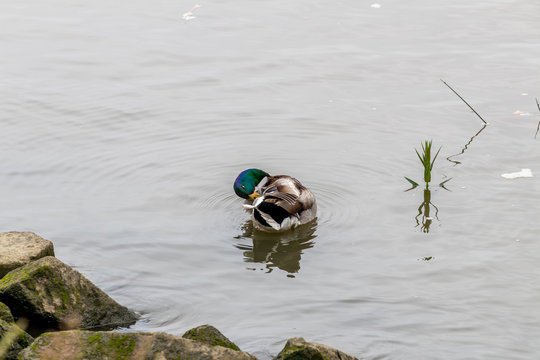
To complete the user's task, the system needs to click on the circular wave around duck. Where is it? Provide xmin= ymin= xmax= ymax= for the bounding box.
xmin=305 ymin=181 xmax=361 ymax=231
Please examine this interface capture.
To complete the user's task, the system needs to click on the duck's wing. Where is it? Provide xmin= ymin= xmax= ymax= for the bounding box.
xmin=264 ymin=192 xmax=302 ymax=213
xmin=296 ymin=187 xmax=316 ymax=212
xmin=252 ymin=175 xmax=316 ymax=231
xmin=262 ymin=176 xmax=315 ymax=212
xmin=252 ymin=193 xmax=300 ymax=231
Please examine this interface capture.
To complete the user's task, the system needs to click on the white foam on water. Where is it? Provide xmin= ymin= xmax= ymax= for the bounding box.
xmin=501 ymin=168 xmax=533 ymax=179
xmin=182 ymin=4 xmax=201 ymax=21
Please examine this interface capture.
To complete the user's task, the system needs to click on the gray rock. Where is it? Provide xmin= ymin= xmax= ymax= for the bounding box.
xmin=183 ymin=324 xmax=241 ymax=351
xmin=0 ymin=256 xmax=138 ymax=331
xmin=0 ymin=319 xmax=34 ymax=360
xmin=275 ymin=337 xmax=358 ymax=360
xmin=0 ymin=301 xmax=14 ymax=323
xmin=18 ymin=330 xmax=258 ymax=360
xmin=0 ymin=232 xmax=55 ymax=278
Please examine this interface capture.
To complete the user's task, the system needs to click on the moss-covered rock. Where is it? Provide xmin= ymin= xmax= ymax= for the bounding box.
xmin=0 ymin=302 xmax=14 ymax=323
xmin=0 ymin=256 xmax=137 ymax=332
xmin=18 ymin=330 xmax=258 ymax=360
xmin=182 ymin=324 xmax=241 ymax=351
xmin=0 ymin=319 xmax=34 ymax=360
xmin=0 ymin=232 xmax=55 ymax=278
xmin=275 ymin=337 xmax=358 ymax=360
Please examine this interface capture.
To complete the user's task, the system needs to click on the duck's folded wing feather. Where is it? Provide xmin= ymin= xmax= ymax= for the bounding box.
xmin=253 ymin=193 xmax=301 ymax=229
xmin=263 ymin=193 xmax=302 ymax=214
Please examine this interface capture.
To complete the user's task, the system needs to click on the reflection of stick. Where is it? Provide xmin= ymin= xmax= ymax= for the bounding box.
xmin=446 ymin=123 xmax=487 ymax=165
xmin=441 ymin=79 xmax=487 ymax=124
xmin=534 ymin=99 xmax=540 ymax=139
xmin=430 ymin=201 xmax=439 ymax=220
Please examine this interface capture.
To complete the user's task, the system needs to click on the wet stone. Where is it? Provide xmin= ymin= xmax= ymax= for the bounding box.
xmin=0 ymin=256 xmax=138 ymax=332
xmin=0 ymin=301 xmax=14 ymax=323
xmin=183 ymin=324 xmax=241 ymax=351
xmin=275 ymin=337 xmax=358 ymax=360
xmin=0 ymin=319 xmax=34 ymax=360
xmin=18 ymin=330 xmax=258 ymax=360
xmin=0 ymin=232 xmax=55 ymax=278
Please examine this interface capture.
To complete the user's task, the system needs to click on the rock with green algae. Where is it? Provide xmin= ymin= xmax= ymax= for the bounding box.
xmin=18 ymin=330 xmax=258 ymax=360
xmin=0 ymin=232 xmax=54 ymax=278
xmin=275 ymin=337 xmax=358 ymax=360
xmin=0 ymin=319 xmax=34 ymax=360
xmin=182 ymin=324 xmax=241 ymax=351
xmin=0 ymin=302 xmax=14 ymax=323
xmin=0 ymin=256 xmax=138 ymax=331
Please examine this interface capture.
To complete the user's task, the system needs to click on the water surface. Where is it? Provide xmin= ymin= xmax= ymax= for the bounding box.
xmin=1 ymin=1 xmax=540 ymax=359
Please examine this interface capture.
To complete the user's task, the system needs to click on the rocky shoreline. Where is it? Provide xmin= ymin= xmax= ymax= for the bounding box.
xmin=0 ymin=231 xmax=358 ymax=360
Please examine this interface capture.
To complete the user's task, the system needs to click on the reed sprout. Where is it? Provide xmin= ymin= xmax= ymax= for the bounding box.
xmin=415 ymin=140 xmax=440 ymax=186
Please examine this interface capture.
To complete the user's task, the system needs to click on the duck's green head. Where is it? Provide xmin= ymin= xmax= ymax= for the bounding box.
xmin=234 ymin=168 xmax=269 ymax=200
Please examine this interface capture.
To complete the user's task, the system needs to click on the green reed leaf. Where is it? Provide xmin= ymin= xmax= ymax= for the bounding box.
xmin=404 ymin=177 xmax=419 ymax=187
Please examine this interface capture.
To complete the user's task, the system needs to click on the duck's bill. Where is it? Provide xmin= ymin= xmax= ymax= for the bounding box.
xmin=248 ymin=191 xmax=260 ymax=201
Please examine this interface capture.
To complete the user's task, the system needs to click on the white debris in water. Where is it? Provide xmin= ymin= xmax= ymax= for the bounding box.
xmin=521 ymin=93 xmax=528 ymax=96
xmin=182 ymin=4 xmax=201 ymax=21
xmin=501 ymin=168 xmax=533 ymax=179
xmin=371 ymin=3 xmax=381 ymax=8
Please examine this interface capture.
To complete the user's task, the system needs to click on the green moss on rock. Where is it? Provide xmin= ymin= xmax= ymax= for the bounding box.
xmin=0 ymin=319 xmax=34 ymax=360
xmin=0 ymin=257 xmax=138 ymax=331
xmin=99 ymin=333 xmax=136 ymax=359
xmin=277 ymin=343 xmax=326 ymax=360
xmin=0 ymin=232 xmax=55 ymax=278
xmin=182 ymin=324 xmax=241 ymax=351
xmin=0 ymin=302 xmax=14 ymax=323
xmin=275 ymin=338 xmax=357 ymax=360
xmin=19 ymin=330 xmax=257 ymax=360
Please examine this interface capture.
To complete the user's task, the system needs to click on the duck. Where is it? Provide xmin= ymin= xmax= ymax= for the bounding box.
xmin=233 ymin=168 xmax=317 ymax=232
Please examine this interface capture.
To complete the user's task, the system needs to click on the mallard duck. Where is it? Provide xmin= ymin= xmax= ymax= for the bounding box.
xmin=233 ymin=168 xmax=317 ymax=232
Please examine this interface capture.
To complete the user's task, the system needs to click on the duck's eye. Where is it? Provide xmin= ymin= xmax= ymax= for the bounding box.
xmin=241 ymin=185 xmax=246 ymax=189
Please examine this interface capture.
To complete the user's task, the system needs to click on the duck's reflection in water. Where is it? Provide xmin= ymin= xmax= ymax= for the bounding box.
xmin=234 ymin=220 xmax=317 ymax=275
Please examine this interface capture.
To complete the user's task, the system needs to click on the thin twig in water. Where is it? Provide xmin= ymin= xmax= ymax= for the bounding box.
xmin=535 ymin=98 xmax=540 ymax=139
xmin=441 ymin=79 xmax=487 ymax=124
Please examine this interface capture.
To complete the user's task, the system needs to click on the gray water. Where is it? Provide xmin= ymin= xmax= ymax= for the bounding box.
xmin=2 ymin=0 xmax=540 ymax=358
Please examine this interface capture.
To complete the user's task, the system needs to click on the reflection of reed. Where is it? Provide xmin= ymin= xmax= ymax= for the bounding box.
xmin=234 ymin=220 xmax=317 ymax=274
xmin=415 ymin=189 xmax=439 ymax=233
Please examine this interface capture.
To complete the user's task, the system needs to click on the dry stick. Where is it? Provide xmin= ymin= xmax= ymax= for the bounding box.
xmin=534 ymin=99 xmax=540 ymax=139
xmin=441 ymin=79 xmax=487 ymax=124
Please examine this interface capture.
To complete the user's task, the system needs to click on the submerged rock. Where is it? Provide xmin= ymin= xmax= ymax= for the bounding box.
xmin=0 ymin=232 xmax=55 ymax=278
xmin=0 ymin=301 xmax=14 ymax=323
xmin=0 ymin=256 xmax=137 ymax=332
xmin=0 ymin=319 xmax=34 ymax=360
xmin=18 ymin=330 xmax=258 ymax=360
xmin=275 ymin=337 xmax=358 ymax=360
xmin=183 ymin=324 xmax=241 ymax=351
